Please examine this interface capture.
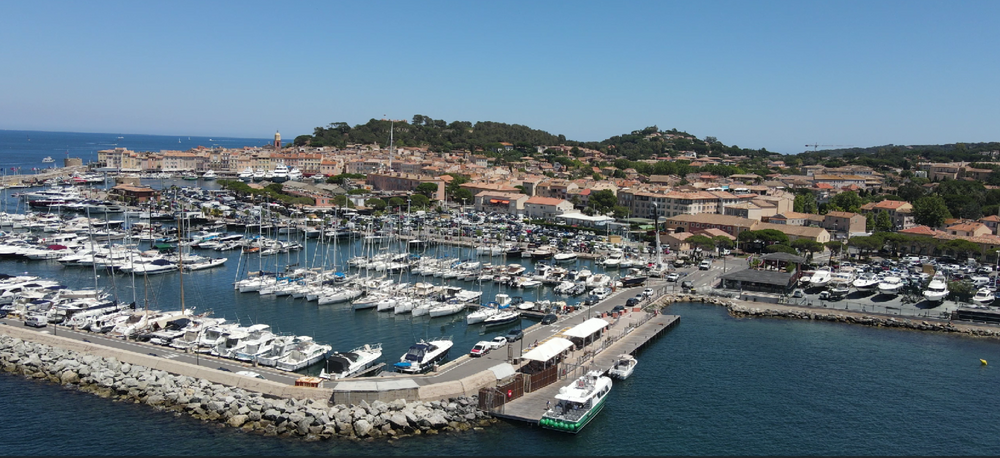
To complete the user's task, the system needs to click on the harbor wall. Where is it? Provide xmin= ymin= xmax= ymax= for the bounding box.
xmin=0 ymin=328 xmax=496 ymax=440
xmin=652 ymin=293 xmax=1000 ymax=338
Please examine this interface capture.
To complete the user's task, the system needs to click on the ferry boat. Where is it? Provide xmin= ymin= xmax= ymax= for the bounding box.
xmin=394 ymin=338 xmax=453 ymax=373
xmin=539 ymin=370 xmax=612 ymax=433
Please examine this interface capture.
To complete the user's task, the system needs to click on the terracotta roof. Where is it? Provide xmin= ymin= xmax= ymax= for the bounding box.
xmin=980 ymin=215 xmax=1000 ymax=222
xmin=946 ymin=222 xmax=989 ymax=233
xmin=873 ymin=200 xmax=910 ymax=210
xmin=899 ymin=226 xmax=946 ymax=237
xmin=825 ymin=211 xmax=859 ymax=218
xmin=525 ymin=196 xmax=568 ymax=206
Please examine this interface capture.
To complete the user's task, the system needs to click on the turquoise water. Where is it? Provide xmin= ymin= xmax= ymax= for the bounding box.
xmin=3 ymin=303 xmax=1000 ymax=455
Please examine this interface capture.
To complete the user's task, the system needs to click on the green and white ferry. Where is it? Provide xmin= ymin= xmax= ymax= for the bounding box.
xmin=539 ymin=370 xmax=612 ymax=433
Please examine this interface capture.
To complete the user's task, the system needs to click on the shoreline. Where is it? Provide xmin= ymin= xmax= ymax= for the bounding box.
xmin=652 ymin=293 xmax=1000 ymax=338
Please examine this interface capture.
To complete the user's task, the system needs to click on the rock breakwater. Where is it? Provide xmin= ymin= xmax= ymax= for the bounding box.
xmin=649 ymin=293 xmax=1000 ymax=339
xmin=0 ymin=335 xmax=495 ymax=440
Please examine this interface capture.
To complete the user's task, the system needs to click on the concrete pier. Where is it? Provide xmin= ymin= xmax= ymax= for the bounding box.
xmin=490 ymin=313 xmax=680 ymax=424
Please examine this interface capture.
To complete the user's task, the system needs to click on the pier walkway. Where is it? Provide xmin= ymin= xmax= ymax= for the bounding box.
xmin=491 ymin=313 xmax=679 ymax=424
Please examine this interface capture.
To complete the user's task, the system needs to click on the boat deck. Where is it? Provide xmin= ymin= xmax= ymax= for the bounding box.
xmin=492 ymin=313 xmax=679 ymax=424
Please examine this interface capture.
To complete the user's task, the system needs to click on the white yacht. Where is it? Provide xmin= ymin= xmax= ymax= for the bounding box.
xmin=271 ymin=164 xmax=289 ymax=183
xmin=238 ymin=167 xmax=254 ymax=182
xmin=319 ymin=343 xmax=383 ymax=380
xmin=394 ymin=339 xmax=453 ymax=373
xmin=275 ymin=337 xmax=332 ymax=372
xmin=922 ymin=273 xmax=949 ymax=303
xmin=877 ymin=276 xmax=905 ymax=296
xmin=972 ymin=287 xmax=995 ymax=306
xmin=202 ymin=170 xmax=217 ymax=180
xmin=553 ymin=252 xmax=578 ymax=263
xmin=607 ymin=354 xmax=637 ymax=380
xmin=287 ymin=167 xmax=303 ymax=181
xmin=808 ymin=267 xmax=832 ymax=288
xmin=852 ymin=272 xmax=881 ymax=291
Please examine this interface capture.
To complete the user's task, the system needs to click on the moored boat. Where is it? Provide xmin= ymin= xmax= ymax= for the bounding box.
xmin=539 ymin=370 xmax=612 ymax=433
xmin=607 ymin=354 xmax=637 ymax=380
xmin=394 ymin=339 xmax=453 ymax=373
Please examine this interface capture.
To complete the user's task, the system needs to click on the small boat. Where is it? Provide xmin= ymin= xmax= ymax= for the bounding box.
xmin=42 ymin=156 xmax=54 ymax=163
xmin=539 ymin=370 xmax=612 ymax=434
xmin=319 ymin=343 xmax=382 ymax=380
xmin=852 ymin=272 xmax=880 ymax=291
xmin=607 ymin=354 xmax=637 ymax=380
xmin=972 ymin=287 xmax=995 ymax=306
xmin=877 ymin=276 xmax=905 ymax=296
xmin=482 ymin=310 xmax=519 ymax=327
xmin=808 ymin=267 xmax=832 ymax=288
xmin=922 ymin=273 xmax=949 ymax=303
xmin=553 ymin=252 xmax=578 ymax=263
xmin=394 ymin=339 xmax=453 ymax=373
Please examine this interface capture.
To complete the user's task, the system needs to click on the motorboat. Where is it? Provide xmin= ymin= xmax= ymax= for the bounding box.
xmin=202 ymin=170 xmax=217 ymax=180
xmin=922 ymin=273 xmax=949 ymax=303
xmin=271 ymin=164 xmax=289 ymax=183
xmin=238 ymin=167 xmax=254 ymax=182
xmin=539 ymin=370 xmax=613 ymax=434
xmin=287 ymin=167 xmax=303 ymax=181
xmin=852 ymin=272 xmax=880 ymax=291
xmin=482 ymin=309 xmax=519 ymax=327
xmin=553 ymin=252 xmax=578 ymax=263
xmin=607 ymin=354 xmax=637 ymax=380
xmin=877 ymin=276 xmax=905 ymax=295
xmin=972 ymin=287 xmax=995 ymax=306
xmin=319 ymin=343 xmax=383 ymax=380
xmin=808 ymin=267 xmax=832 ymax=288
xmin=394 ymin=339 xmax=453 ymax=373
xmin=275 ymin=336 xmax=332 ymax=372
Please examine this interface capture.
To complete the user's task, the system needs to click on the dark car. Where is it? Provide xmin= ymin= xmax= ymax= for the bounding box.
xmin=584 ymin=295 xmax=599 ymax=305
xmin=541 ymin=314 xmax=558 ymax=325
xmin=625 ymin=297 xmax=640 ymax=307
xmin=681 ymin=280 xmax=694 ymax=289
xmin=611 ymin=305 xmax=626 ymax=314
xmin=505 ymin=328 xmax=524 ymax=342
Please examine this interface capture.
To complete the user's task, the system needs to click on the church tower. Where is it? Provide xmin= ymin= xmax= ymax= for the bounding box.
xmin=273 ymin=130 xmax=281 ymax=149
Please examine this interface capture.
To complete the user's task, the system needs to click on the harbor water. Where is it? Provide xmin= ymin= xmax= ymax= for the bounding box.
xmin=2 ymin=131 xmax=1000 ymax=455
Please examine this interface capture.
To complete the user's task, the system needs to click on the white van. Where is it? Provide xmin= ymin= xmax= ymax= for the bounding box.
xmin=971 ymin=276 xmax=991 ymax=287
xmin=24 ymin=315 xmax=47 ymax=328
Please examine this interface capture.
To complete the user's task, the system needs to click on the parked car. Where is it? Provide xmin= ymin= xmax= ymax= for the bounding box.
xmin=470 ymin=341 xmax=491 ymax=357
xmin=541 ymin=314 xmax=558 ymax=325
xmin=699 ymin=260 xmax=711 ymax=270
xmin=681 ymin=280 xmax=694 ymax=289
xmin=626 ymin=297 xmax=640 ymax=307
xmin=584 ymin=295 xmax=599 ymax=306
xmin=666 ymin=273 xmax=680 ymax=282
xmin=642 ymin=287 xmax=654 ymax=298
xmin=505 ymin=328 xmax=524 ymax=342
xmin=611 ymin=305 xmax=627 ymax=314
xmin=488 ymin=336 xmax=508 ymax=350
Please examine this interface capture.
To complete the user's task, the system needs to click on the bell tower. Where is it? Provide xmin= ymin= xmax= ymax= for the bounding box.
xmin=273 ymin=130 xmax=281 ymax=149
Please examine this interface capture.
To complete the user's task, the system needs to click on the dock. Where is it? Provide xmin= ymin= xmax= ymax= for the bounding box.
xmin=490 ymin=313 xmax=680 ymax=424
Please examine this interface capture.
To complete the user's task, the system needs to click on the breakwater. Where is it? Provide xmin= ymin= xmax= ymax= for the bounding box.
xmin=650 ymin=292 xmax=1000 ymax=339
xmin=0 ymin=334 xmax=495 ymax=441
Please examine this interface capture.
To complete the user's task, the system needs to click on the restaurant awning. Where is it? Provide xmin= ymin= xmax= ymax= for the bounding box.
xmin=563 ymin=318 xmax=611 ymax=339
xmin=521 ymin=337 xmax=574 ymax=362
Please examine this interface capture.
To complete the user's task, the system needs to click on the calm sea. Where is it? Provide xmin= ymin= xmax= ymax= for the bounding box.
xmin=1 ymin=131 xmax=1000 ymax=455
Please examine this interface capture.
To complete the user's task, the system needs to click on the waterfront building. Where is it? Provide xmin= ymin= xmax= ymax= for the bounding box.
xmin=662 ymin=214 xmax=757 ymax=238
xmin=474 ymin=191 xmax=528 ymax=216
xmin=367 ymin=172 xmax=445 ymax=201
xmin=523 ymin=196 xmax=573 ymax=220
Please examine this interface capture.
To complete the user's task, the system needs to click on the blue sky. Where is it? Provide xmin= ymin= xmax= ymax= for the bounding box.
xmin=2 ymin=1 xmax=998 ymax=154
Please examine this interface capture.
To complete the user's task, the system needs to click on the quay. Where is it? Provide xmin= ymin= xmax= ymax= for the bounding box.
xmin=489 ymin=313 xmax=679 ymax=424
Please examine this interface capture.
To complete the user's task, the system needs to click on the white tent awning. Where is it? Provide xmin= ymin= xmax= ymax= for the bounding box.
xmin=521 ymin=337 xmax=574 ymax=362
xmin=563 ymin=318 xmax=610 ymax=339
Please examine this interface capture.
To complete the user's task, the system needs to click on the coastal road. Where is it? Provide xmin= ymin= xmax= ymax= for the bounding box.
xmin=0 ymin=318 xmax=301 ymax=385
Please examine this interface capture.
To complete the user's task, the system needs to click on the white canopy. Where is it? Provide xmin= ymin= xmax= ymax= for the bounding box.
xmin=521 ymin=337 xmax=574 ymax=362
xmin=563 ymin=318 xmax=610 ymax=339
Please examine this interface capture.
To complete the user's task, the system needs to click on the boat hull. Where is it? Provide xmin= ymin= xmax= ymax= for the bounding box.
xmin=539 ymin=392 xmax=608 ymax=434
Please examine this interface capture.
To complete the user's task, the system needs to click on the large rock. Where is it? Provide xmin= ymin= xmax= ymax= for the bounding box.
xmin=353 ymin=419 xmax=373 ymax=437
xmin=60 ymin=371 xmax=79 ymax=385
xmin=227 ymin=415 xmax=248 ymax=428
xmin=389 ymin=412 xmax=410 ymax=430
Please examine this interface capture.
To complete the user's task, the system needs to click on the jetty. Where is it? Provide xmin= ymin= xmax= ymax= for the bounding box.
xmin=487 ymin=313 xmax=679 ymax=424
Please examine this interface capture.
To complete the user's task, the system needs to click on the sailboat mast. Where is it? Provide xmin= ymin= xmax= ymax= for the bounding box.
xmin=177 ymin=211 xmax=185 ymax=313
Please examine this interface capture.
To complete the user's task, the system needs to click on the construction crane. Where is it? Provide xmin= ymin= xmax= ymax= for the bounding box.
xmin=805 ymin=144 xmax=853 ymax=151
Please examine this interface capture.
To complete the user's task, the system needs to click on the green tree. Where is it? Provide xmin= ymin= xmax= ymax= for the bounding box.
xmin=589 ymin=190 xmax=618 ymax=213
xmin=866 ymin=213 xmax=876 ymax=232
xmin=943 ymin=239 xmax=981 ymax=261
xmin=415 ymin=182 xmax=439 ymax=198
xmin=874 ymin=211 xmax=894 ymax=232
xmin=410 ymin=194 xmax=430 ymax=208
xmin=793 ymin=193 xmax=818 ymax=214
xmin=712 ymin=235 xmax=734 ymax=252
xmin=364 ymin=198 xmax=386 ymax=211
xmin=764 ymin=244 xmax=798 ymax=255
xmin=686 ymin=235 xmax=714 ymax=256
xmin=790 ymin=239 xmax=824 ymax=257
xmin=912 ymin=196 xmax=952 ymax=227
xmin=824 ymin=240 xmax=844 ymax=257
xmin=830 ymin=191 xmax=863 ymax=213
xmin=387 ymin=197 xmax=405 ymax=209
xmin=452 ymin=188 xmax=473 ymax=206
